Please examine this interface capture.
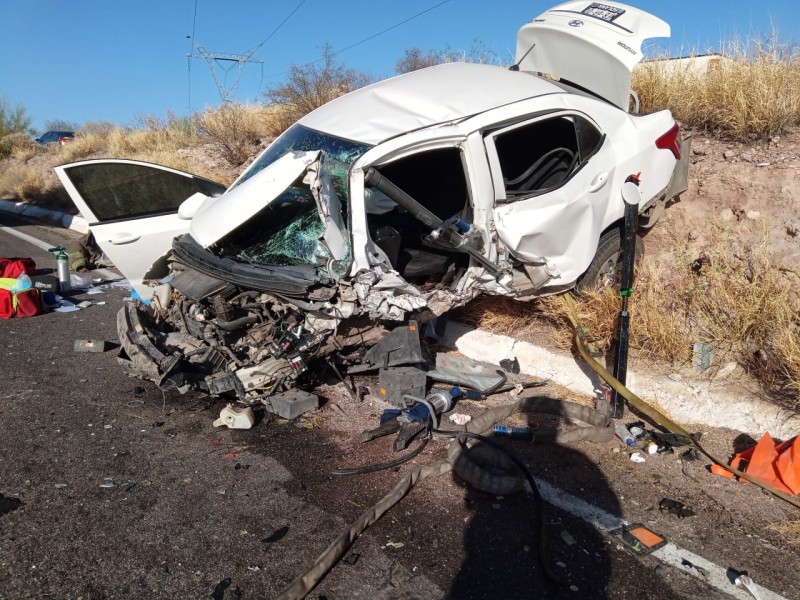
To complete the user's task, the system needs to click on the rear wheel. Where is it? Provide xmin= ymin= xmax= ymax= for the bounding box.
xmin=577 ymin=227 xmax=643 ymax=292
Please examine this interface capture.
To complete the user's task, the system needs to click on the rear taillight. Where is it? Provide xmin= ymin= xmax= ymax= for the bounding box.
xmin=656 ymin=123 xmax=681 ymax=160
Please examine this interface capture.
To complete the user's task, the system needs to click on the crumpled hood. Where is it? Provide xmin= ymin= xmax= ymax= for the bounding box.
xmin=190 ymin=150 xmax=321 ymax=248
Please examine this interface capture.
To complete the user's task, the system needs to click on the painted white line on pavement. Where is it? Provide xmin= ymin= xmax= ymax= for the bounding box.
xmin=0 ymin=224 xmax=123 ymax=284
xmin=534 ymin=477 xmax=788 ymax=600
xmin=0 ymin=223 xmax=56 ymax=252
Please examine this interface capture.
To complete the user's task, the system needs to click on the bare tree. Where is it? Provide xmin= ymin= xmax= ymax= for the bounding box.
xmin=395 ymin=47 xmax=445 ymax=74
xmin=395 ymin=40 xmax=508 ymax=75
xmin=264 ymin=44 xmax=372 ymax=126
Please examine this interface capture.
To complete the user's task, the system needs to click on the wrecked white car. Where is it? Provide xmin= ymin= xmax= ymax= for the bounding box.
xmin=56 ymin=2 xmax=689 ymax=408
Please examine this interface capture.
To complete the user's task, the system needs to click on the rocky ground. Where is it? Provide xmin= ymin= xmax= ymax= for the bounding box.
xmin=645 ymin=129 xmax=799 ymax=290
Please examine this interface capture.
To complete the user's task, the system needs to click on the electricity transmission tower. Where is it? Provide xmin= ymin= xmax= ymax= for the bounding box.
xmin=188 ymin=38 xmax=264 ymax=104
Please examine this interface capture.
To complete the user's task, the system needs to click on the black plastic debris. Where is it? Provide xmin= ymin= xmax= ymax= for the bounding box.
xmin=348 ymin=321 xmax=425 ymax=373
xmin=0 ymin=493 xmax=23 ymax=517
xmin=262 ymin=525 xmax=290 ymax=544
xmin=681 ymin=558 xmax=709 ymax=577
xmin=263 ymin=390 xmax=319 ymax=420
xmin=377 ymin=365 xmax=428 ymax=407
xmin=659 ymin=497 xmax=696 ymax=518
xmin=500 ymin=357 xmax=520 ymax=374
xmin=210 ymin=577 xmax=232 ymax=600
xmin=344 ymin=552 xmax=360 ymax=566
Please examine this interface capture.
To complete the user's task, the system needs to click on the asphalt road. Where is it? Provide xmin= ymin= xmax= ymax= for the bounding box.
xmin=0 ymin=215 xmax=797 ymax=600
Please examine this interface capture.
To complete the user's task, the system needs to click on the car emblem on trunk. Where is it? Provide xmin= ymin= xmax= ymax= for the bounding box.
xmin=568 ymin=19 xmax=584 ymax=27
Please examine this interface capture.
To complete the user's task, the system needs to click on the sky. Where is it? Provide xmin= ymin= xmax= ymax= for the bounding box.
xmin=1 ymin=1 xmax=798 ymax=132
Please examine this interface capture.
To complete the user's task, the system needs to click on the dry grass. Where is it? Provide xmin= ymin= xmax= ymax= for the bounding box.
xmin=0 ymin=132 xmax=37 ymax=161
xmin=768 ymin=520 xmax=800 ymax=547
xmin=0 ymin=163 xmax=45 ymax=199
xmin=455 ymin=221 xmax=800 ymax=407
xmin=634 ymin=38 xmax=800 ymax=140
xmin=196 ymin=103 xmax=277 ymax=165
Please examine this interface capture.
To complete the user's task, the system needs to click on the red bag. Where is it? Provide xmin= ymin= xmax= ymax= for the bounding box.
xmin=13 ymin=288 xmax=43 ymax=318
xmin=0 ymin=278 xmax=43 ymax=318
xmin=0 ymin=257 xmax=36 ymax=278
xmin=0 ymin=288 xmax=12 ymax=319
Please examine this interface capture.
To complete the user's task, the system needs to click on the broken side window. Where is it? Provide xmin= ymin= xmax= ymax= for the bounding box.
xmin=489 ymin=114 xmax=601 ymax=201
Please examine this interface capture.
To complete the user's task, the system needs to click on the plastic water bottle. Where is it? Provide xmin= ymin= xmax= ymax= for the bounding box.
xmin=615 ymin=424 xmax=636 ymax=446
xmin=493 ymin=425 xmax=534 ymax=441
xmin=10 ymin=274 xmax=32 ymax=292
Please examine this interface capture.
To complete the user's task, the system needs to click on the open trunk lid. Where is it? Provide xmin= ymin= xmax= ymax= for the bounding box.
xmin=515 ymin=1 xmax=669 ymax=111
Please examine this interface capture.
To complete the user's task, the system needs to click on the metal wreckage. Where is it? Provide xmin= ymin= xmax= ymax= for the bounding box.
xmin=56 ymin=1 xmax=689 ymax=419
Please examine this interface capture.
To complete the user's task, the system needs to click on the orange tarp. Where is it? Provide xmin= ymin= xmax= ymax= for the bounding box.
xmin=710 ymin=432 xmax=799 ymax=495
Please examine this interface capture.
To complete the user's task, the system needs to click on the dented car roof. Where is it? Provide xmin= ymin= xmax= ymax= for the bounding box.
xmin=298 ymin=62 xmax=566 ymax=145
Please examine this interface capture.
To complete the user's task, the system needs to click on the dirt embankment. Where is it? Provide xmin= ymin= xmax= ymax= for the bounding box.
xmin=647 ymin=130 xmax=799 ymax=287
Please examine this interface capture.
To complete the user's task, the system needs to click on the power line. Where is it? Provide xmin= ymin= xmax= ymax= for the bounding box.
xmin=331 ymin=0 xmax=451 ymax=59
xmin=264 ymin=0 xmax=453 ymax=78
xmin=247 ymin=0 xmax=308 ymax=59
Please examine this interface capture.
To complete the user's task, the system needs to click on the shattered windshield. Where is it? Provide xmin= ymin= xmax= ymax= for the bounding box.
xmin=220 ymin=125 xmax=371 ymax=269
xmin=232 ymin=124 xmax=371 ymax=190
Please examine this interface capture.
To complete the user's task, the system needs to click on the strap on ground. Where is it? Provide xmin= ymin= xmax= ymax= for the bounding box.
xmin=562 ymin=293 xmax=800 ymax=510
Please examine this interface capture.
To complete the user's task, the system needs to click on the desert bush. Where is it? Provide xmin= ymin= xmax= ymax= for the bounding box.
xmin=0 ymin=132 xmax=37 ymax=160
xmin=0 ymin=163 xmax=45 ymax=199
xmin=57 ymin=130 xmax=109 ymax=162
xmin=454 ymin=221 xmax=799 ymax=406
xmin=634 ymin=38 xmax=800 ymax=139
xmin=196 ymin=103 xmax=272 ymax=165
xmin=264 ymin=44 xmax=372 ymax=132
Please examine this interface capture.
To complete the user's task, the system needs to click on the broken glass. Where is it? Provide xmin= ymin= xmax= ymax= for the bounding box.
xmin=221 ymin=125 xmax=370 ymax=270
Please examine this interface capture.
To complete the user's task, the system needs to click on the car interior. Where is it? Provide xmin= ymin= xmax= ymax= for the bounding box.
xmin=366 ymin=147 xmax=472 ymax=285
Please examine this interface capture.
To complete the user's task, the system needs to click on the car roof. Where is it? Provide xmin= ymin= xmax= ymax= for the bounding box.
xmin=298 ymin=62 xmax=565 ymax=145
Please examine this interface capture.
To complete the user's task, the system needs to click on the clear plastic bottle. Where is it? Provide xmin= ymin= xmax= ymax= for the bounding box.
xmin=11 ymin=274 xmax=32 ymax=292
xmin=615 ymin=424 xmax=636 ymax=446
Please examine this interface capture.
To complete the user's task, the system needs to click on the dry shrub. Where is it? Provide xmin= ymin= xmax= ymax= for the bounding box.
xmin=127 ymin=112 xmax=198 ymax=157
xmin=634 ymin=39 xmax=800 ymax=140
xmin=196 ymin=103 xmax=272 ymax=166
xmin=456 ymin=221 xmax=799 ymax=406
xmin=0 ymin=163 xmax=44 ymax=199
xmin=57 ymin=130 xmax=108 ymax=161
xmin=0 ymin=132 xmax=37 ymax=161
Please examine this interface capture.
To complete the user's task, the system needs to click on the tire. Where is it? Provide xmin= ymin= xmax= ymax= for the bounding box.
xmin=577 ymin=227 xmax=643 ymax=292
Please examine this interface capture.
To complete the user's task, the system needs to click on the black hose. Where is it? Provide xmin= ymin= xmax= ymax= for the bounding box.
xmin=212 ymin=314 xmax=259 ymax=331
xmin=432 ymin=428 xmax=558 ymax=584
xmin=331 ymin=437 xmax=429 ymax=476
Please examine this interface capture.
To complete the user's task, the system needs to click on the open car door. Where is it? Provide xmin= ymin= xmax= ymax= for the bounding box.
xmin=516 ymin=1 xmax=670 ymax=111
xmin=55 ymin=159 xmax=226 ymax=297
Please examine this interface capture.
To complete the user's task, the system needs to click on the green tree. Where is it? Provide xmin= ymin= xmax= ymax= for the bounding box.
xmin=0 ymin=98 xmax=33 ymax=137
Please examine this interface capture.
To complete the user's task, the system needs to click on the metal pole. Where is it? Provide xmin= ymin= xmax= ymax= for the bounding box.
xmin=611 ymin=176 xmax=641 ymax=418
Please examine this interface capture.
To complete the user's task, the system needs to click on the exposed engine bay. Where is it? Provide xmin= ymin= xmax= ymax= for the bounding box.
xmin=114 ymin=243 xmax=444 ymax=408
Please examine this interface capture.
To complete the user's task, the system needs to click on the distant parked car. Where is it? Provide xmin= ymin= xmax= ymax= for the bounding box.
xmin=35 ymin=130 xmax=74 ymax=145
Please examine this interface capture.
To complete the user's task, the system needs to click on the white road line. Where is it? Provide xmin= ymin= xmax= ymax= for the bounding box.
xmin=0 ymin=224 xmax=123 ymax=283
xmin=534 ymin=477 xmax=788 ymax=600
xmin=0 ymin=223 xmax=56 ymax=252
